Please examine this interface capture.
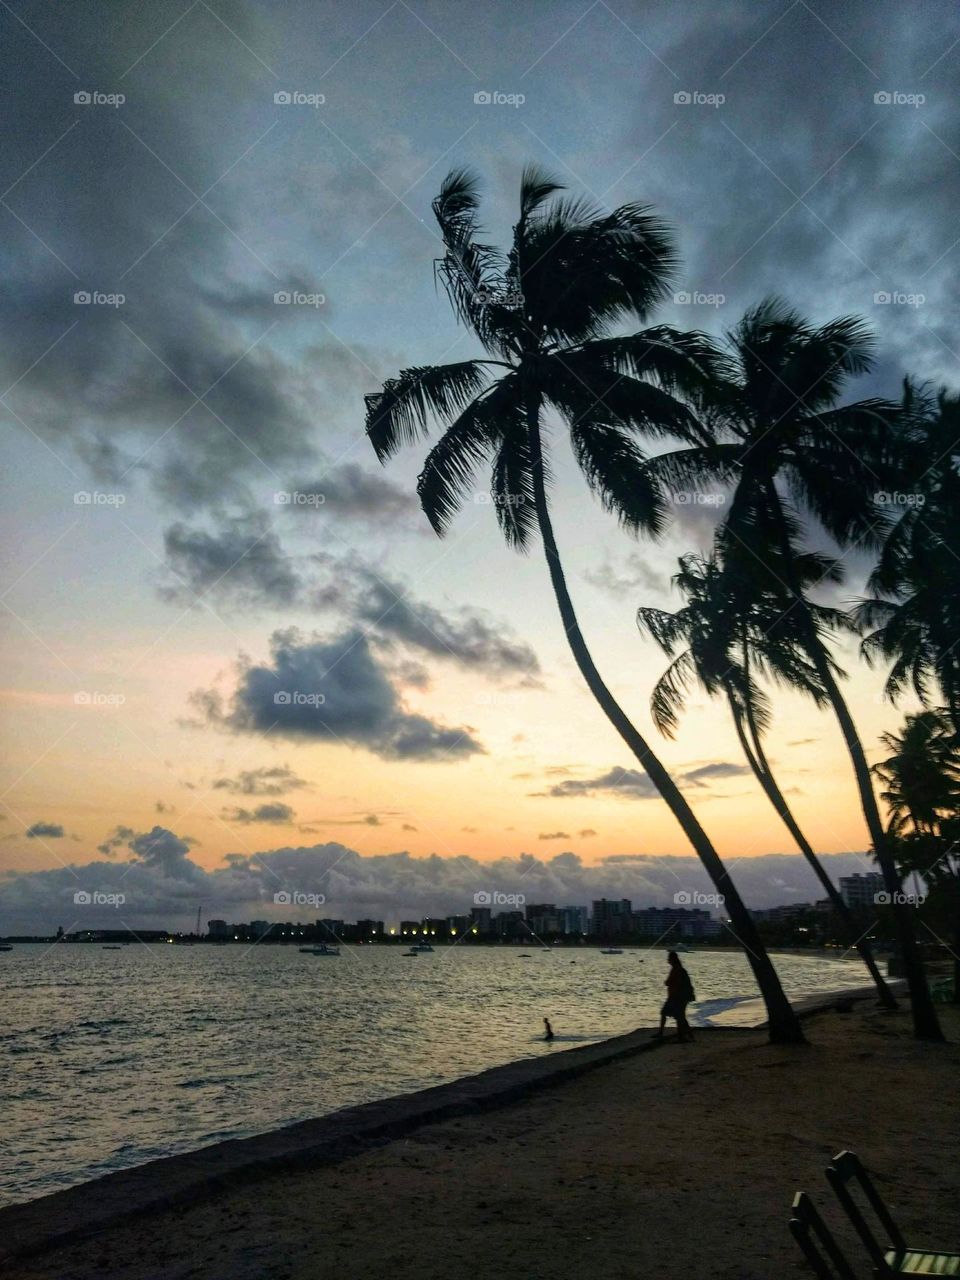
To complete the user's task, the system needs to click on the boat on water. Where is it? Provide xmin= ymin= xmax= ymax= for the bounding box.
xmin=299 ymin=944 xmax=340 ymax=956
xmin=408 ymin=942 xmax=434 ymax=953
xmin=0 ymin=945 xmax=13 ymax=952
xmin=102 ymin=945 xmax=122 ymax=950
xmin=599 ymin=947 xmax=624 ymax=955
xmin=673 ymin=942 xmax=691 ymax=953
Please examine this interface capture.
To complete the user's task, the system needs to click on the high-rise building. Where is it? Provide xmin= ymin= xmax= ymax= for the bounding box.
xmin=559 ymin=906 xmax=589 ymax=935
xmin=470 ymin=906 xmax=492 ymax=935
xmin=591 ymin=898 xmax=633 ymax=939
xmin=207 ymin=919 xmax=228 ymax=937
xmin=839 ymin=872 xmax=885 ymax=909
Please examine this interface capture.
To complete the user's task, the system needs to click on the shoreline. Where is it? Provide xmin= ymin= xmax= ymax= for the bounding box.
xmin=0 ymin=981 xmax=899 ymax=1267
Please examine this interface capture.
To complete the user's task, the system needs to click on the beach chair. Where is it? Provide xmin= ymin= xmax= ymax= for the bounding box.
xmin=789 ymin=1192 xmax=856 ymax=1279
xmin=826 ymin=1151 xmax=960 ymax=1276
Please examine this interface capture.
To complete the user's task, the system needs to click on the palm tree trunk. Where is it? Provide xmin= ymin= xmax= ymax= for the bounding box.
xmin=524 ymin=398 xmax=804 ymax=1043
xmin=764 ymin=489 xmax=943 ymax=1041
xmin=723 ymin=669 xmax=896 ymax=1008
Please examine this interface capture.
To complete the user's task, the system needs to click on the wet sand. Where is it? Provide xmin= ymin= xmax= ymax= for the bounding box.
xmin=7 ymin=1004 xmax=959 ymax=1280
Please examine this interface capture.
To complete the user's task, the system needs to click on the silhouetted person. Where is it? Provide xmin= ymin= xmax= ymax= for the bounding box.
xmin=543 ymin=1017 xmax=555 ymax=1041
xmin=652 ymin=950 xmax=695 ymax=1042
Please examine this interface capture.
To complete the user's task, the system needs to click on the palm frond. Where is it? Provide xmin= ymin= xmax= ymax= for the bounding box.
xmin=366 ymin=361 xmax=491 ymax=461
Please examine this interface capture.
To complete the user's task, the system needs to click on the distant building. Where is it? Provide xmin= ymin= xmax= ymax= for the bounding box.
xmin=839 ymin=872 xmax=885 ymax=909
xmin=207 ymin=919 xmax=228 ymax=938
xmin=249 ymin=920 xmax=271 ymax=939
xmin=559 ymin=906 xmax=588 ymax=936
xmin=400 ymin=920 xmax=421 ymax=937
xmin=356 ymin=919 xmax=383 ymax=941
xmin=469 ymin=906 xmax=492 ymax=936
xmin=526 ymin=903 xmax=561 ymax=935
xmin=632 ymin=906 xmax=721 ymax=939
xmin=495 ymin=910 xmax=526 ymax=940
xmin=592 ymin=898 xmax=633 ymax=939
xmin=420 ymin=917 xmax=446 ymax=937
xmin=750 ymin=903 xmax=814 ymax=924
xmin=446 ymin=914 xmax=471 ymax=938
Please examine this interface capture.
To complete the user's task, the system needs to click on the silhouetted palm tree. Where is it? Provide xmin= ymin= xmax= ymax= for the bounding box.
xmin=365 ymin=168 xmax=804 ymax=1042
xmin=856 ymin=383 xmax=960 ymax=737
xmin=633 ymin=298 xmax=943 ymax=1040
xmin=874 ymin=710 xmax=960 ymax=838
xmin=638 ymin=548 xmax=895 ymax=1005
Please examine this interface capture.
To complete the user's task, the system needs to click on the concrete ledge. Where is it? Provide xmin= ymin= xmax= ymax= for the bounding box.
xmin=0 ymin=983 xmax=902 ymax=1266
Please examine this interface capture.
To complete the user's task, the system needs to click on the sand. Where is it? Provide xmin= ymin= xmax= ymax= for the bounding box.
xmin=8 ymin=1004 xmax=959 ymax=1280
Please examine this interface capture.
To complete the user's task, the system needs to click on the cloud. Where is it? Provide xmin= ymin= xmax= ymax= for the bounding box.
xmin=538 ymin=768 xmax=661 ymax=801
xmin=97 ymin=825 xmax=137 ymax=857
xmin=285 ymin=463 xmax=418 ymax=522
xmin=402 ymin=823 xmax=418 ymax=832
xmin=578 ymin=829 xmax=598 ymax=838
xmin=221 ymin=802 xmax=295 ymax=825
xmin=26 ymin=822 xmax=65 ymax=839
xmin=539 ymin=831 xmax=571 ymax=840
xmin=190 ymin=626 xmax=484 ymax=762
xmin=316 ymin=561 xmax=542 ymax=685
xmin=537 ymin=761 xmax=751 ymax=800
xmin=212 ymin=766 xmax=309 ymax=797
xmin=155 ymin=801 xmax=176 ymax=815
xmin=0 ymin=841 xmax=891 ymax=934
xmin=581 ymin=552 xmax=664 ymax=598
xmin=159 ymin=512 xmax=302 ymax=607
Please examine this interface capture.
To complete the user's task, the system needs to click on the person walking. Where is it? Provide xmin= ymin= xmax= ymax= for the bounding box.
xmin=652 ymin=950 xmax=695 ymax=1042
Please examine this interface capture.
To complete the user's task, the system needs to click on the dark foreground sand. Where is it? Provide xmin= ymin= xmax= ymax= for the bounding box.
xmin=9 ymin=1005 xmax=960 ymax=1280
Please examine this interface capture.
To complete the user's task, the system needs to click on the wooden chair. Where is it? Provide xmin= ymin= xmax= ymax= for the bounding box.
xmin=789 ymin=1191 xmax=857 ymax=1279
xmin=826 ymin=1151 xmax=960 ymax=1276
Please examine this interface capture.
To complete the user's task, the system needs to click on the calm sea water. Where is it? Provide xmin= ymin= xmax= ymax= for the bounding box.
xmin=0 ymin=944 xmax=870 ymax=1206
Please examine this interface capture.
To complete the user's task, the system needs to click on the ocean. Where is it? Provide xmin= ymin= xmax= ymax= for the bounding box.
xmin=1 ymin=942 xmax=870 ymax=1206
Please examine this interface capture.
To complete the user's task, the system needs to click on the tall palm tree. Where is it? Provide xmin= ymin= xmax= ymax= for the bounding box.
xmin=365 ymin=168 xmax=804 ymax=1042
xmin=637 ymin=548 xmax=896 ymax=1005
xmin=856 ymin=383 xmax=960 ymax=737
xmin=632 ymin=298 xmax=943 ymax=1040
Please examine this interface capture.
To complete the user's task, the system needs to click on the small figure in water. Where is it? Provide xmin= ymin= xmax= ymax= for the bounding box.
xmin=543 ymin=1017 xmax=555 ymax=1041
xmin=652 ymin=950 xmax=695 ymax=1042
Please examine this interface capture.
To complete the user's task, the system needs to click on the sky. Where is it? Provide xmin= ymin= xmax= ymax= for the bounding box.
xmin=1 ymin=0 xmax=958 ymax=933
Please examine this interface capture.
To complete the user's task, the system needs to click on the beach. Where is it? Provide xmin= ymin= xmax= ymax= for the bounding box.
xmin=4 ymin=998 xmax=958 ymax=1280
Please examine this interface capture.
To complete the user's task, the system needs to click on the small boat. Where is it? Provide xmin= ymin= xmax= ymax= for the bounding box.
xmin=517 ymin=953 xmax=532 ymax=958
xmin=299 ymin=944 xmax=340 ymax=956
xmin=102 ymin=945 xmax=122 ymax=950
xmin=402 ymin=949 xmax=419 ymax=957
xmin=673 ymin=942 xmax=691 ymax=953
xmin=408 ymin=942 xmax=434 ymax=953
xmin=0 ymin=945 xmax=12 ymax=952
xmin=599 ymin=947 xmax=624 ymax=955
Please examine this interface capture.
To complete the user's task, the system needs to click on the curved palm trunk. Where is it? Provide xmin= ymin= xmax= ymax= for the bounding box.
xmin=765 ymin=491 xmax=943 ymax=1041
xmin=723 ymin=671 xmax=896 ymax=1008
xmin=525 ymin=403 xmax=804 ymax=1043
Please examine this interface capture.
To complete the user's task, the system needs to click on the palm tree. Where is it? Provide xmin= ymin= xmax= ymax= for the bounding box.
xmin=365 ymin=168 xmax=804 ymax=1042
xmin=856 ymin=383 xmax=960 ymax=737
xmin=874 ymin=710 xmax=960 ymax=1001
xmin=637 ymin=547 xmax=896 ymax=1005
xmin=632 ymin=298 xmax=943 ymax=1040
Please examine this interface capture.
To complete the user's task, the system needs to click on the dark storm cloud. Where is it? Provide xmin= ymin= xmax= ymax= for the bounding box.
xmin=0 ymin=1 xmax=316 ymax=510
xmin=0 ymin=842 xmax=886 ymax=934
xmin=190 ymin=626 xmax=484 ymax=761
xmin=624 ymin=0 xmax=960 ymax=392
xmin=159 ymin=511 xmax=302 ymax=607
xmin=285 ymin=463 xmax=418 ymax=522
xmin=221 ymin=802 xmax=295 ymax=824
xmin=212 ymin=765 xmax=309 ymax=796
xmin=26 ymin=821 xmax=65 ymax=839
